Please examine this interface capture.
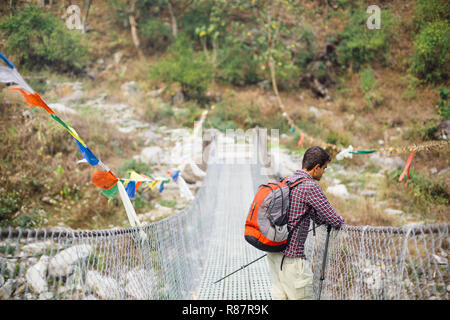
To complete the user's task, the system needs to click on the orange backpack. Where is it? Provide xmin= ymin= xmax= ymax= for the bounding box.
xmin=244 ymin=177 xmax=310 ymax=252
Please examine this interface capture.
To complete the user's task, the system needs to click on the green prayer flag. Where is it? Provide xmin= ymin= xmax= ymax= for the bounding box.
xmin=101 ymin=184 xmax=119 ymax=199
xmin=51 ymin=114 xmax=71 ymax=131
xmin=349 ymin=150 xmax=376 ymax=155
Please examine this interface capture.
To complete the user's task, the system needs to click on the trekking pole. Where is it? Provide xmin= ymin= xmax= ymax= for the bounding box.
xmin=213 ymin=254 xmax=267 ymax=284
xmin=214 ymin=226 xmax=318 ymax=284
xmin=318 ymin=224 xmax=332 ymax=300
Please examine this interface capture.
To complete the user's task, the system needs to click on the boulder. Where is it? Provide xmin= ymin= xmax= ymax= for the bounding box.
xmin=326 ymin=184 xmax=350 ymax=199
xmin=171 ymin=91 xmax=185 ymax=106
xmin=38 ymin=291 xmax=54 ymax=300
xmin=434 ymin=120 xmax=450 ymax=141
xmin=125 ymin=268 xmax=157 ymax=300
xmin=86 ymin=270 xmax=122 ymax=300
xmin=385 ymin=208 xmax=403 ymax=216
xmin=0 ymin=279 xmax=14 ymax=299
xmin=361 ymin=190 xmax=377 ymax=198
xmin=270 ymin=148 xmax=301 ymax=178
xmin=137 ymin=146 xmax=164 ymax=164
xmin=139 ymin=129 xmax=163 ymax=146
xmin=48 ymin=103 xmax=77 ymax=115
xmin=308 ymin=106 xmax=321 ymax=118
xmin=25 ymin=255 xmax=50 ymax=294
xmin=369 ymin=153 xmax=405 ymax=172
xmin=21 ymin=240 xmax=56 ymax=256
xmin=48 ymin=245 xmax=93 ymax=277
xmin=121 ymin=81 xmax=140 ymax=96
xmin=181 ymin=162 xmax=206 ymax=184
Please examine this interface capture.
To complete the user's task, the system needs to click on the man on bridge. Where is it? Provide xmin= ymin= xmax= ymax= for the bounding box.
xmin=267 ymin=146 xmax=345 ymax=300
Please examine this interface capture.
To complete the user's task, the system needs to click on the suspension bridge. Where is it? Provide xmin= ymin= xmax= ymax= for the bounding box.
xmin=0 ymin=129 xmax=448 ymax=300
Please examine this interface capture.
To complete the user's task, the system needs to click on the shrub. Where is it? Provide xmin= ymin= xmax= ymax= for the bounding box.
xmin=140 ymin=18 xmax=173 ymax=51
xmin=410 ymin=21 xmax=449 ymax=82
xmin=149 ymin=34 xmax=213 ymax=101
xmin=326 ymin=130 xmax=351 ymax=147
xmin=437 ymin=87 xmax=450 ymax=120
xmin=336 ymin=8 xmax=394 ymax=70
xmin=414 ymin=0 xmax=450 ymax=29
xmin=145 ymin=100 xmax=174 ymax=124
xmin=0 ymin=5 xmax=89 ymax=72
xmin=403 ymin=119 xmax=439 ymax=142
xmin=217 ymin=41 xmax=264 ymax=86
xmin=293 ymin=27 xmax=316 ymax=72
xmin=388 ymin=169 xmax=449 ymax=208
xmin=118 ymin=158 xmax=151 ymax=177
xmin=359 ymin=67 xmax=383 ymax=109
xmin=0 ymin=190 xmax=21 ymax=226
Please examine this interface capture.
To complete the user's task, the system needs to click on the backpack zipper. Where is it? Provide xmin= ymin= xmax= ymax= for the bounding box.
xmin=249 ymin=200 xmax=257 ymax=221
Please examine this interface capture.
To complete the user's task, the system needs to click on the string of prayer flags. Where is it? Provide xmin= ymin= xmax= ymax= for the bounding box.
xmin=398 ymin=151 xmax=416 ymax=186
xmin=0 ymin=52 xmax=160 ymax=230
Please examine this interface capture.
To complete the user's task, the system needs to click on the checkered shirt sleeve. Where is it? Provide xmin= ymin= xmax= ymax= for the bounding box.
xmin=282 ymin=171 xmax=344 ymax=258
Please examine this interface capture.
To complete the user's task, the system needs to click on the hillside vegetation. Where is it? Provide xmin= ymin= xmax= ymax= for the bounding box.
xmin=0 ymin=0 xmax=448 ymax=229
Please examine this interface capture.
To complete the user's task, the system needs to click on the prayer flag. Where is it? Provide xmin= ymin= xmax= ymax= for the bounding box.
xmin=399 ymin=152 xmax=415 ymax=186
xmin=74 ymin=138 xmax=99 ymax=166
xmin=101 ymin=184 xmax=119 ymax=199
xmin=10 ymin=88 xmax=55 ymax=114
xmin=92 ymin=170 xmax=118 ymax=190
xmin=125 ymin=180 xmax=136 ymax=199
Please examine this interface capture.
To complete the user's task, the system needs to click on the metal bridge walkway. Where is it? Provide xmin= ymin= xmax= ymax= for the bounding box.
xmin=194 ymin=155 xmax=271 ymax=299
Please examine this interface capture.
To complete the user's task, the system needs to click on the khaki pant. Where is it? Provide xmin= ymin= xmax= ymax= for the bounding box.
xmin=267 ymin=252 xmax=314 ymax=300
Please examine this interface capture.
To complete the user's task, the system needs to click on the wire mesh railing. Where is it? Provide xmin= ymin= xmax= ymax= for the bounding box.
xmin=306 ymin=223 xmax=449 ymax=300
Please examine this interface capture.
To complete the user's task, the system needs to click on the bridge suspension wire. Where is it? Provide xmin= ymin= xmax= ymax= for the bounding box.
xmin=0 ymin=129 xmax=448 ymax=300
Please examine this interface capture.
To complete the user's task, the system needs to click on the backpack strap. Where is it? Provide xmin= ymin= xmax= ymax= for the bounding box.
xmin=280 ymin=177 xmax=313 ymax=271
xmin=280 ymin=207 xmax=312 ymax=271
xmin=287 ymin=177 xmax=311 ymax=189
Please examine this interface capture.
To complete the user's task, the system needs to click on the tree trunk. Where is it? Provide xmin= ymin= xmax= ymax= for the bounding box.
xmin=129 ymin=0 xmax=143 ymax=58
xmin=82 ymin=0 xmax=93 ymax=34
xmin=167 ymin=1 xmax=178 ymax=38
xmin=266 ymin=1 xmax=285 ymax=111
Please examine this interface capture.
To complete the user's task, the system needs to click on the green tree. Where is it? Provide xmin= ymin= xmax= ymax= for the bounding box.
xmin=336 ymin=8 xmax=394 ymax=70
xmin=0 ymin=4 xmax=89 ymax=72
xmin=410 ymin=20 xmax=449 ymax=83
xmin=149 ymin=34 xmax=213 ymax=101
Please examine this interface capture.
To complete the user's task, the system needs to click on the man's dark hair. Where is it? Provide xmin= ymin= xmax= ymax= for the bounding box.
xmin=302 ymin=146 xmax=331 ymax=171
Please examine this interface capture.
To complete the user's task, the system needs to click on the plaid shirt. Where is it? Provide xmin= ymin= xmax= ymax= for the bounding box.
xmin=282 ymin=170 xmax=345 ymax=259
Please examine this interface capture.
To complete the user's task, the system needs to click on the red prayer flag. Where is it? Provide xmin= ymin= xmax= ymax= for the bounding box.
xmin=91 ymin=170 xmax=118 ymax=190
xmin=398 ymin=152 xmax=415 ymax=186
xmin=297 ymin=132 xmax=304 ymax=148
xmin=9 ymin=88 xmax=55 ymax=114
